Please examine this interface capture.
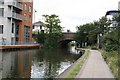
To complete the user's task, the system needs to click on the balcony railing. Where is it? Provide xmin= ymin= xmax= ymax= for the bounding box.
xmin=8 ymin=1 xmax=23 ymax=10
xmin=12 ymin=12 xmax=22 ymax=20
xmin=0 ymin=1 xmax=4 ymax=4
xmin=8 ymin=12 xmax=22 ymax=21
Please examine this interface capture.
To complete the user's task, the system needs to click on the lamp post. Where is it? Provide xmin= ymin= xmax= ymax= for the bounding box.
xmin=97 ymin=33 xmax=102 ymax=49
xmin=34 ymin=10 xmax=37 ymax=23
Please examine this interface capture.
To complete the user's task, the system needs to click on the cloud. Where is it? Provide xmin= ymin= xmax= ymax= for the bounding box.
xmin=33 ymin=0 xmax=119 ymax=32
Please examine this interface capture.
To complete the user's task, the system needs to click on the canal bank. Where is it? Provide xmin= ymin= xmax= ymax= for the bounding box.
xmin=57 ymin=49 xmax=88 ymax=78
xmin=58 ymin=49 xmax=114 ymax=78
xmin=0 ymin=44 xmax=40 ymax=51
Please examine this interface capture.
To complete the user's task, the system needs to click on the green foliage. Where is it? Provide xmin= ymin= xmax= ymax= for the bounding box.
xmin=36 ymin=33 xmax=46 ymax=44
xmin=100 ymin=50 xmax=118 ymax=78
xmin=75 ymin=22 xmax=97 ymax=45
xmin=104 ymin=29 xmax=119 ymax=51
xmin=36 ymin=14 xmax=64 ymax=49
xmin=44 ymin=33 xmax=62 ymax=49
xmin=35 ymin=14 xmax=63 ymax=48
xmin=75 ymin=16 xmax=112 ymax=46
xmin=96 ymin=17 xmax=111 ymax=34
xmin=42 ymin=14 xmax=63 ymax=34
xmin=66 ymin=50 xmax=90 ymax=78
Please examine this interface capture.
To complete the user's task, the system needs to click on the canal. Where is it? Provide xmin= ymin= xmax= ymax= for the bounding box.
xmin=0 ymin=46 xmax=83 ymax=78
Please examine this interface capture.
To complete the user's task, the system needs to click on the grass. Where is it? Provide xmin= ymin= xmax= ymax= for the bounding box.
xmin=99 ymin=50 xmax=118 ymax=78
xmin=65 ymin=50 xmax=90 ymax=78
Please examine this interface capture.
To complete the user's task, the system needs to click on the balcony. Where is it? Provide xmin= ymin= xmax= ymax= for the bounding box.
xmin=0 ymin=0 xmax=4 ymax=4
xmin=8 ymin=1 xmax=23 ymax=10
xmin=8 ymin=12 xmax=22 ymax=21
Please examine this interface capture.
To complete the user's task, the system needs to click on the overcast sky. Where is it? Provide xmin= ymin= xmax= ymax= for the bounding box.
xmin=33 ymin=0 xmax=119 ymax=32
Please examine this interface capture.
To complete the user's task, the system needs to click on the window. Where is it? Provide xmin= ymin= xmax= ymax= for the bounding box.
xmin=11 ymin=38 xmax=14 ymax=45
xmin=15 ymin=25 xmax=19 ymax=44
xmin=24 ymin=14 xmax=27 ymax=21
xmin=24 ymin=4 xmax=27 ymax=10
xmin=24 ymin=26 xmax=30 ymax=43
xmin=28 ymin=15 xmax=31 ymax=22
xmin=0 ymin=8 xmax=4 ymax=16
xmin=29 ymin=6 xmax=32 ymax=12
xmin=12 ymin=23 xmax=14 ymax=33
xmin=0 ymin=25 xmax=3 ymax=34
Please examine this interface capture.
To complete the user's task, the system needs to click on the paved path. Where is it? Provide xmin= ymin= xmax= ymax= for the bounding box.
xmin=76 ymin=50 xmax=114 ymax=78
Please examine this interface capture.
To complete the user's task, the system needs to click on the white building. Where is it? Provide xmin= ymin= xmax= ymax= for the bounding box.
xmin=33 ymin=21 xmax=48 ymax=33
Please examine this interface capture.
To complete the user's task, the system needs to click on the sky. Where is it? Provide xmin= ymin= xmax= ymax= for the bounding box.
xmin=33 ymin=0 xmax=119 ymax=32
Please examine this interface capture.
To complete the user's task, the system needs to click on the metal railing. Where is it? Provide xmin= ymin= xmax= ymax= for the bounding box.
xmin=8 ymin=1 xmax=23 ymax=10
xmin=0 ymin=41 xmax=39 ymax=46
xmin=12 ymin=12 xmax=22 ymax=20
xmin=0 ymin=0 xmax=4 ymax=4
xmin=15 ymin=42 xmax=39 ymax=45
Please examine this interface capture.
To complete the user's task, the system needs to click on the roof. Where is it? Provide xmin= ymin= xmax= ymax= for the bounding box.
xmin=33 ymin=21 xmax=44 ymax=26
xmin=105 ymin=10 xmax=120 ymax=16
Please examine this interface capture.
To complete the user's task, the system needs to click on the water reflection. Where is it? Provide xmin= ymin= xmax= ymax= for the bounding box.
xmin=1 ymin=46 xmax=82 ymax=78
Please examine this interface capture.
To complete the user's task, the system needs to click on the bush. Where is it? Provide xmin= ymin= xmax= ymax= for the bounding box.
xmin=104 ymin=29 xmax=119 ymax=52
xmin=43 ymin=33 xmax=62 ymax=49
xmin=36 ymin=33 xmax=46 ymax=44
xmin=101 ymin=50 xmax=118 ymax=78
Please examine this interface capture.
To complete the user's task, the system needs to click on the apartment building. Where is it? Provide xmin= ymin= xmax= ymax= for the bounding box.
xmin=118 ymin=1 xmax=120 ymax=10
xmin=0 ymin=0 xmax=33 ymax=45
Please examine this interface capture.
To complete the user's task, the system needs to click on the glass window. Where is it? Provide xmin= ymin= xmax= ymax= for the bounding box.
xmin=0 ymin=25 xmax=3 ymax=34
xmin=28 ymin=15 xmax=31 ymax=22
xmin=24 ymin=14 xmax=27 ymax=21
xmin=0 ymin=8 xmax=4 ymax=16
xmin=29 ymin=6 xmax=32 ymax=12
xmin=12 ymin=23 xmax=14 ymax=33
xmin=24 ymin=4 xmax=27 ymax=10
xmin=24 ymin=26 xmax=30 ymax=43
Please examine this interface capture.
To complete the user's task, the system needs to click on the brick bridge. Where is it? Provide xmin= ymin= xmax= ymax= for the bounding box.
xmin=59 ymin=32 xmax=76 ymax=46
xmin=33 ymin=32 xmax=76 ymax=46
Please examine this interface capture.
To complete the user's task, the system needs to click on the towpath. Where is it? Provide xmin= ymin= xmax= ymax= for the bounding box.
xmin=76 ymin=50 xmax=114 ymax=78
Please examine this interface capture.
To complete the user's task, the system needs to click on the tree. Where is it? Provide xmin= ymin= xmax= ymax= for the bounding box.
xmin=75 ymin=23 xmax=97 ymax=46
xmin=75 ymin=16 xmax=112 ymax=47
xmin=41 ymin=14 xmax=63 ymax=49
xmin=42 ymin=14 xmax=63 ymax=34
xmin=96 ymin=16 xmax=111 ymax=35
xmin=103 ymin=14 xmax=120 ymax=51
xmin=36 ymin=32 xmax=46 ymax=44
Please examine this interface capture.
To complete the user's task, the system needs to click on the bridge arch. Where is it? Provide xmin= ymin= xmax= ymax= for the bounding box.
xmin=58 ymin=32 xmax=78 ymax=47
xmin=32 ymin=32 xmax=80 ymax=47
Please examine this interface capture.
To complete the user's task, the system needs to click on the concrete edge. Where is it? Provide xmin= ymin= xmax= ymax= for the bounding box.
xmin=57 ymin=49 xmax=89 ymax=78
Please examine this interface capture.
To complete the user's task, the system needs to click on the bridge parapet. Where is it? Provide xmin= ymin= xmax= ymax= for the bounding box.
xmin=59 ymin=32 xmax=76 ymax=41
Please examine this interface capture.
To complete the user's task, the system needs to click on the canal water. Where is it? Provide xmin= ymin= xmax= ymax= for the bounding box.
xmin=0 ymin=46 xmax=82 ymax=78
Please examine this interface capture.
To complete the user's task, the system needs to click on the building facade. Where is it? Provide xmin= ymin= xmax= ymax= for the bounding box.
xmin=33 ymin=21 xmax=48 ymax=34
xmin=0 ymin=0 xmax=33 ymax=45
xmin=118 ymin=1 xmax=120 ymax=10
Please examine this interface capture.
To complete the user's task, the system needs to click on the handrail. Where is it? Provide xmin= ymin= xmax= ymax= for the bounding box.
xmin=8 ymin=1 xmax=23 ymax=10
xmin=12 ymin=12 xmax=22 ymax=20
